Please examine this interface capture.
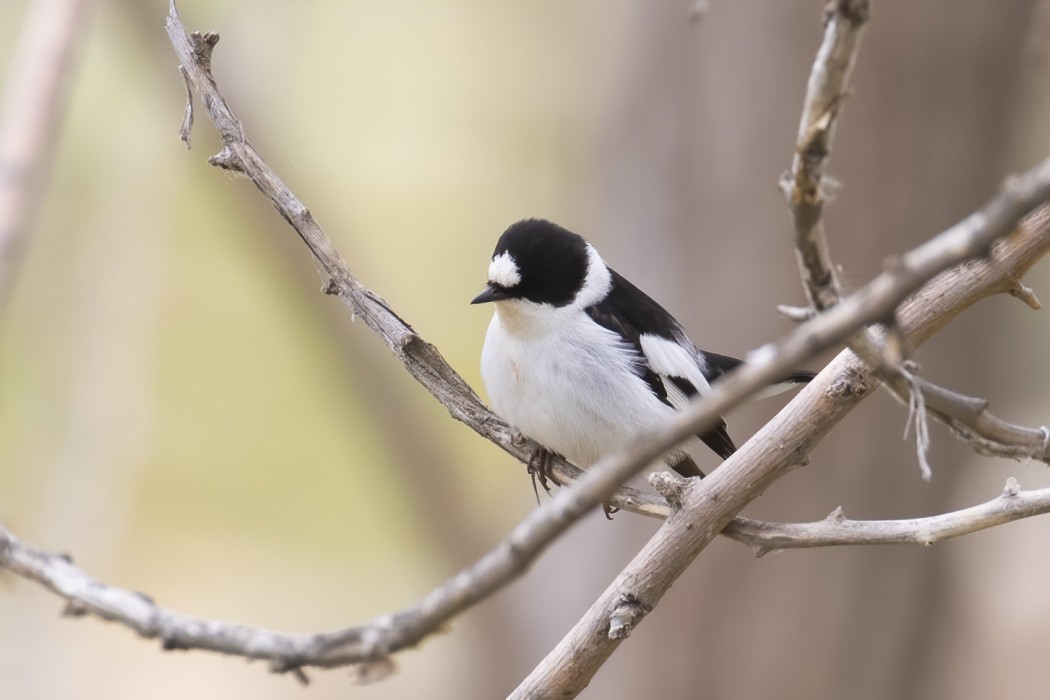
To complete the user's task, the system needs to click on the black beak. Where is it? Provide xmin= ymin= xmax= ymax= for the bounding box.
xmin=471 ymin=284 xmax=511 ymax=304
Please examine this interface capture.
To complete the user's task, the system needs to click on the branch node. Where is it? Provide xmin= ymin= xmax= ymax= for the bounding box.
xmin=607 ymin=593 xmax=652 ymax=640
xmin=208 ymin=146 xmax=243 ymax=173
xmin=188 ymin=31 xmax=220 ymax=72
xmin=353 ymin=657 xmax=397 ymax=685
xmin=825 ymin=366 xmax=869 ymax=399
xmin=61 ymin=600 xmax=88 ymax=618
xmin=322 ymin=279 xmax=340 ymax=296
xmin=399 ymin=332 xmax=423 ymax=352
xmin=751 ymin=544 xmax=781 ymax=558
xmin=1008 ymin=278 xmax=1042 ymax=309
xmin=776 ymin=304 xmax=817 ymax=322
xmin=649 ymin=471 xmax=685 ymax=509
xmin=268 ymin=659 xmax=311 ymax=685
xmin=1002 ymin=476 xmax=1022 ymax=498
xmin=827 ymin=505 xmax=847 ymax=522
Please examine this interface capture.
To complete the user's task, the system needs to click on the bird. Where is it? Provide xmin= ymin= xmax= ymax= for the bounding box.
xmin=472 ymin=218 xmax=814 ymax=497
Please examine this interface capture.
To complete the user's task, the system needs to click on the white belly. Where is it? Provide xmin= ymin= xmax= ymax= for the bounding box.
xmin=480 ymin=308 xmax=676 ymax=467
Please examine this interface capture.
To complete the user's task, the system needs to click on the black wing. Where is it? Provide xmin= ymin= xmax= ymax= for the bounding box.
xmin=585 ymin=269 xmax=737 ymax=468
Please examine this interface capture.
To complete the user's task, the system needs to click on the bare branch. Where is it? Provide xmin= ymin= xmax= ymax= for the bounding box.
xmin=777 ymin=0 xmax=1050 ymax=478
xmin=167 ymin=0 xmax=1050 ymax=506
xmin=881 ymin=363 xmax=1050 ymax=463
xmin=782 ymin=0 xmax=869 ymax=311
xmin=1008 ymin=276 xmax=1042 ymax=309
xmin=510 ymin=200 xmax=1050 ymax=697
xmin=725 ymin=478 xmax=1050 ymax=555
xmin=0 ymin=0 xmax=95 ymax=309
xmin=161 ymin=0 xmax=602 ymax=502
xmin=3 ymin=197 xmax=1049 ymax=676
xmin=3 ymin=0 xmax=1032 ymax=684
xmin=6 ymin=469 xmax=1050 ymax=678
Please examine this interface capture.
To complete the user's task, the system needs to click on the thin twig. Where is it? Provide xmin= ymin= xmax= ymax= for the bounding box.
xmin=182 ymin=0 xmax=1050 ymax=679
xmin=725 ymin=477 xmax=1049 ymax=555
xmin=777 ymin=0 xmax=1050 ymax=479
xmin=781 ymin=0 xmax=869 ymax=311
xmin=510 ymin=205 xmax=1050 ymax=699
xmin=5 ymin=471 xmax=1050 ymax=672
xmin=6 ymin=0 xmax=1040 ymax=684
xmin=162 ymin=0 xmax=595 ymax=500
xmin=4 ymin=154 xmax=1034 ymax=677
xmin=881 ymin=361 xmax=1050 ymax=464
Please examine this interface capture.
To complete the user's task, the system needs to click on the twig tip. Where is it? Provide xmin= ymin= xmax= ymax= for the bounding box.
xmin=777 ymin=304 xmax=816 ymax=322
xmin=1008 ymin=279 xmax=1042 ymax=310
xmin=353 ymin=657 xmax=396 ymax=685
xmin=208 ymin=147 xmax=243 ymax=173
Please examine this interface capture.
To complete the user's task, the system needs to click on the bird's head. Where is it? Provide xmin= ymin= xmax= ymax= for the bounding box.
xmin=471 ymin=219 xmax=611 ymax=310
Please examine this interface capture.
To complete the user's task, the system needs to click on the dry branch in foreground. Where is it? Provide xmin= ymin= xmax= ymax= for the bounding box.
xmin=1 ymin=0 xmax=1049 ymax=691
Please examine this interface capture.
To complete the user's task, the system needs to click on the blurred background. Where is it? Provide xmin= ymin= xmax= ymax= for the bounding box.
xmin=2 ymin=0 xmax=1050 ymax=698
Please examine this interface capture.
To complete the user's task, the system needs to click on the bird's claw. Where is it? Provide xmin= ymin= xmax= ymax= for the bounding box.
xmin=526 ymin=446 xmax=558 ymax=503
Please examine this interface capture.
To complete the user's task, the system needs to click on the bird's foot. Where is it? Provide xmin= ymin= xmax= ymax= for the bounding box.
xmin=602 ymin=502 xmax=620 ymax=520
xmin=526 ymin=445 xmax=558 ymax=504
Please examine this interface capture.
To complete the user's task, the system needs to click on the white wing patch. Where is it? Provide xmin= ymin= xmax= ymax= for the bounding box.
xmin=639 ymin=333 xmax=713 ymax=398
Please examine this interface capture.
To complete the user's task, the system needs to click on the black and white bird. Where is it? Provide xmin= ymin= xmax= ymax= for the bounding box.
xmin=472 ymin=218 xmax=814 ymax=487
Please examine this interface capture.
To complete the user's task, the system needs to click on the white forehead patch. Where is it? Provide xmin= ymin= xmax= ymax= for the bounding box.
xmin=488 ymin=251 xmax=521 ymax=288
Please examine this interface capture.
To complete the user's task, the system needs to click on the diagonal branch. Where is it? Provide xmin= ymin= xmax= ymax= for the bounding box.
xmin=511 ymin=203 xmax=1050 ymax=698
xmin=1 ymin=0 xmax=1040 ymax=683
xmin=782 ymin=0 xmax=869 ymax=311
xmin=163 ymin=0 xmax=588 ymax=501
xmin=778 ymin=0 xmax=1048 ymax=476
xmin=5 ymin=468 xmax=1050 ymax=676
xmin=4 ymin=185 xmax=1048 ymax=679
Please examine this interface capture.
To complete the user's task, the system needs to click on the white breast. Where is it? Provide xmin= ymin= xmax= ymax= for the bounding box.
xmin=480 ymin=301 xmax=677 ymax=467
